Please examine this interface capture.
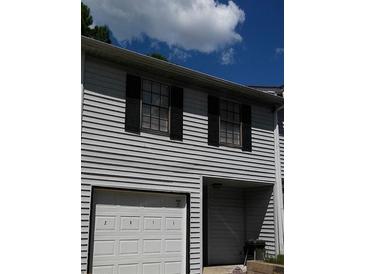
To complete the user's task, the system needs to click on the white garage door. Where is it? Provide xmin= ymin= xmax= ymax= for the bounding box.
xmin=91 ymin=189 xmax=187 ymax=274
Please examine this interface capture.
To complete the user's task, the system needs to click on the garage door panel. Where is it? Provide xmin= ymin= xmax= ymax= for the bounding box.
xmin=165 ymin=239 xmax=183 ymax=253
xmin=143 ymin=217 xmax=162 ymax=231
xmin=118 ymin=263 xmax=139 ymax=274
xmin=92 ymin=265 xmax=114 ymax=274
xmin=166 ymin=217 xmax=183 ymax=231
xmin=165 ymin=261 xmax=182 ymax=274
xmin=94 ymin=240 xmax=116 ymax=256
xmin=96 ymin=206 xmax=143 ymax=215
xmin=120 ymin=216 xmax=140 ymax=231
xmin=92 ymin=189 xmax=186 ymax=274
xmin=142 ymin=262 xmax=161 ymax=274
xmin=95 ymin=216 xmax=117 ymax=231
xmin=142 ymin=239 xmax=162 ymax=254
xmin=119 ymin=239 xmax=139 ymax=255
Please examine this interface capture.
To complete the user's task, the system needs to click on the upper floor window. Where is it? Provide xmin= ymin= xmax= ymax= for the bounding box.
xmin=141 ymin=79 xmax=170 ymax=133
xmin=220 ymin=100 xmax=241 ymax=146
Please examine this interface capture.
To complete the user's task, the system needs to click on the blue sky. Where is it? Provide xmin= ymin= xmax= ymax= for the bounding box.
xmin=85 ymin=0 xmax=283 ymax=86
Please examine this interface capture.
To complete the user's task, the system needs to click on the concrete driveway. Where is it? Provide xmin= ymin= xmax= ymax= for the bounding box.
xmin=203 ymin=265 xmax=246 ymax=274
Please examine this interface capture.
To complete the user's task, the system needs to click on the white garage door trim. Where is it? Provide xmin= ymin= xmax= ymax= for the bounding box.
xmin=88 ymin=188 xmax=189 ymax=274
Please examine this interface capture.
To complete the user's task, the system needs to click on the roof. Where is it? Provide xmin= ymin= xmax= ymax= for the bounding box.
xmin=248 ymin=85 xmax=284 ymax=97
xmin=82 ymin=36 xmax=284 ymax=106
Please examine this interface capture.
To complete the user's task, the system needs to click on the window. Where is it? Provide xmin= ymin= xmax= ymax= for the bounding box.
xmin=141 ymin=79 xmax=170 ymax=133
xmin=220 ymin=100 xmax=241 ymax=146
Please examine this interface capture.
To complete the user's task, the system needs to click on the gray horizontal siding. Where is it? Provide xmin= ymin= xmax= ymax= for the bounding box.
xmin=81 ymin=55 xmax=277 ymax=273
xmin=279 ymin=135 xmax=284 ymax=179
xmin=245 ymin=188 xmax=275 ymax=257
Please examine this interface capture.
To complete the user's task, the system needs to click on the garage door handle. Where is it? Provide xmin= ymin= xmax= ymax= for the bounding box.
xmin=130 ymin=220 xmax=132 ymax=225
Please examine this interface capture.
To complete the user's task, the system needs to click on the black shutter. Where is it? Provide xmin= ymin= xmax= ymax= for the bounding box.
xmin=241 ymin=104 xmax=252 ymax=151
xmin=125 ymin=74 xmax=141 ymax=133
xmin=208 ymin=95 xmax=220 ymax=147
xmin=170 ymin=86 xmax=184 ymax=140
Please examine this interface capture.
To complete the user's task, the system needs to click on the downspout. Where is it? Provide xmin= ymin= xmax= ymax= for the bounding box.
xmin=80 ymin=49 xmax=87 ymax=274
xmin=81 ymin=49 xmax=85 ymax=119
xmin=273 ymin=104 xmax=284 ymax=255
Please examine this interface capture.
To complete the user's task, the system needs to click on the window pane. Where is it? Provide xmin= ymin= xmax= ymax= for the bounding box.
xmin=221 ymin=110 xmax=227 ymax=120
xmin=152 ymin=93 xmax=160 ymax=106
xmin=220 ymin=121 xmax=227 ymax=132
xmin=220 ymin=130 xmax=226 ymax=142
xmin=142 ymin=80 xmax=151 ymax=91
xmin=143 ymin=91 xmax=151 ymax=104
xmin=220 ymin=134 xmax=226 ymax=143
xmin=234 ymin=103 xmax=239 ymax=113
xmin=151 ymin=106 xmax=159 ymax=118
xmin=225 ymin=112 xmax=231 ymax=121
xmin=160 ymin=108 xmax=168 ymax=120
xmin=227 ymin=102 xmax=233 ymax=112
xmin=220 ymin=101 xmax=226 ymax=110
xmin=220 ymin=100 xmax=241 ymax=145
xmin=161 ymin=95 xmax=169 ymax=107
xmin=141 ymin=79 xmax=170 ymax=134
xmin=142 ymin=115 xmax=150 ymax=129
xmin=227 ymin=123 xmax=233 ymax=135
xmin=233 ymin=133 xmax=240 ymax=145
xmin=151 ymin=118 xmax=159 ymax=130
xmin=161 ymin=85 xmax=169 ymax=96
xmin=152 ymin=82 xmax=160 ymax=93
xmin=142 ymin=104 xmax=151 ymax=116
xmin=160 ymin=119 xmax=168 ymax=132
xmin=226 ymin=132 xmax=233 ymax=144
xmin=234 ymin=124 xmax=240 ymax=135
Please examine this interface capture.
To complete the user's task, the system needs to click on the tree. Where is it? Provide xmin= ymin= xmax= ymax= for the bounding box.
xmin=93 ymin=25 xmax=111 ymax=44
xmin=149 ymin=53 xmax=169 ymax=62
xmin=81 ymin=2 xmax=111 ymax=44
xmin=81 ymin=2 xmax=93 ymax=37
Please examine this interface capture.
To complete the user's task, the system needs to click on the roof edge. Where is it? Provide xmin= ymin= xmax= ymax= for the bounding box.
xmin=81 ymin=36 xmax=284 ymax=105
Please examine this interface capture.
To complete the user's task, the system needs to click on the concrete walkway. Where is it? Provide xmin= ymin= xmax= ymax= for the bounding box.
xmin=203 ymin=265 xmax=246 ymax=274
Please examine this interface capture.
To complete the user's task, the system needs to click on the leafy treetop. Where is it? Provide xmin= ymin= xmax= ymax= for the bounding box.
xmin=82 ymin=2 xmax=111 ymax=44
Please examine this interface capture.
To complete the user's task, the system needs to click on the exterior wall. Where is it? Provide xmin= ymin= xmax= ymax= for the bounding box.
xmin=279 ymin=135 xmax=284 ymax=179
xmin=245 ymin=188 xmax=275 ymax=256
xmin=206 ymin=185 xmax=275 ymax=265
xmin=81 ymin=55 xmax=278 ymax=273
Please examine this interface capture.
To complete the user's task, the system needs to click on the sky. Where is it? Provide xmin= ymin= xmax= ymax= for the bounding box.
xmin=84 ymin=0 xmax=283 ymax=86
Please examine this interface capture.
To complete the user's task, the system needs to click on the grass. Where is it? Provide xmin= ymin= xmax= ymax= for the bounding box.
xmin=265 ymin=254 xmax=284 ymax=265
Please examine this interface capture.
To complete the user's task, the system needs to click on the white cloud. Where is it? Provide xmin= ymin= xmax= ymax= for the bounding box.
xmin=275 ymin=48 xmax=284 ymax=55
xmin=221 ymin=48 xmax=235 ymax=65
xmin=169 ymin=48 xmax=191 ymax=62
xmin=83 ymin=0 xmax=245 ymax=53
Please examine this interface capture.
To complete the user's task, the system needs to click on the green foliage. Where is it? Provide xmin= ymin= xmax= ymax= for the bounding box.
xmin=81 ymin=2 xmax=111 ymax=44
xmin=265 ymin=254 xmax=284 ymax=265
xmin=149 ymin=53 xmax=169 ymax=62
xmin=92 ymin=25 xmax=111 ymax=44
xmin=81 ymin=2 xmax=93 ymax=36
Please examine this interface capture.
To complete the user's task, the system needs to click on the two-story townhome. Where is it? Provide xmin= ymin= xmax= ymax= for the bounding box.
xmin=81 ymin=36 xmax=284 ymax=274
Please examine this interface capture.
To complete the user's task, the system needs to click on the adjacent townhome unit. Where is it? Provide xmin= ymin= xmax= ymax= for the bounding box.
xmin=81 ymin=36 xmax=284 ymax=274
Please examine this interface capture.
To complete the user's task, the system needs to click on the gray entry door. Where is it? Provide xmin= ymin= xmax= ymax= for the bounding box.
xmin=207 ymin=186 xmax=245 ymax=265
xmin=91 ymin=189 xmax=187 ymax=274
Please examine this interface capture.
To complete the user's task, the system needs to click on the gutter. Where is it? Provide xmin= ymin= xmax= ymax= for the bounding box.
xmin=81 ymin=36 xmax=284 ymax=105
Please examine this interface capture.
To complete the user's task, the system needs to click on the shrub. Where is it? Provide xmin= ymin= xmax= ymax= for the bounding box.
xmin=265 ymin=254 xmax=284 ymax=265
